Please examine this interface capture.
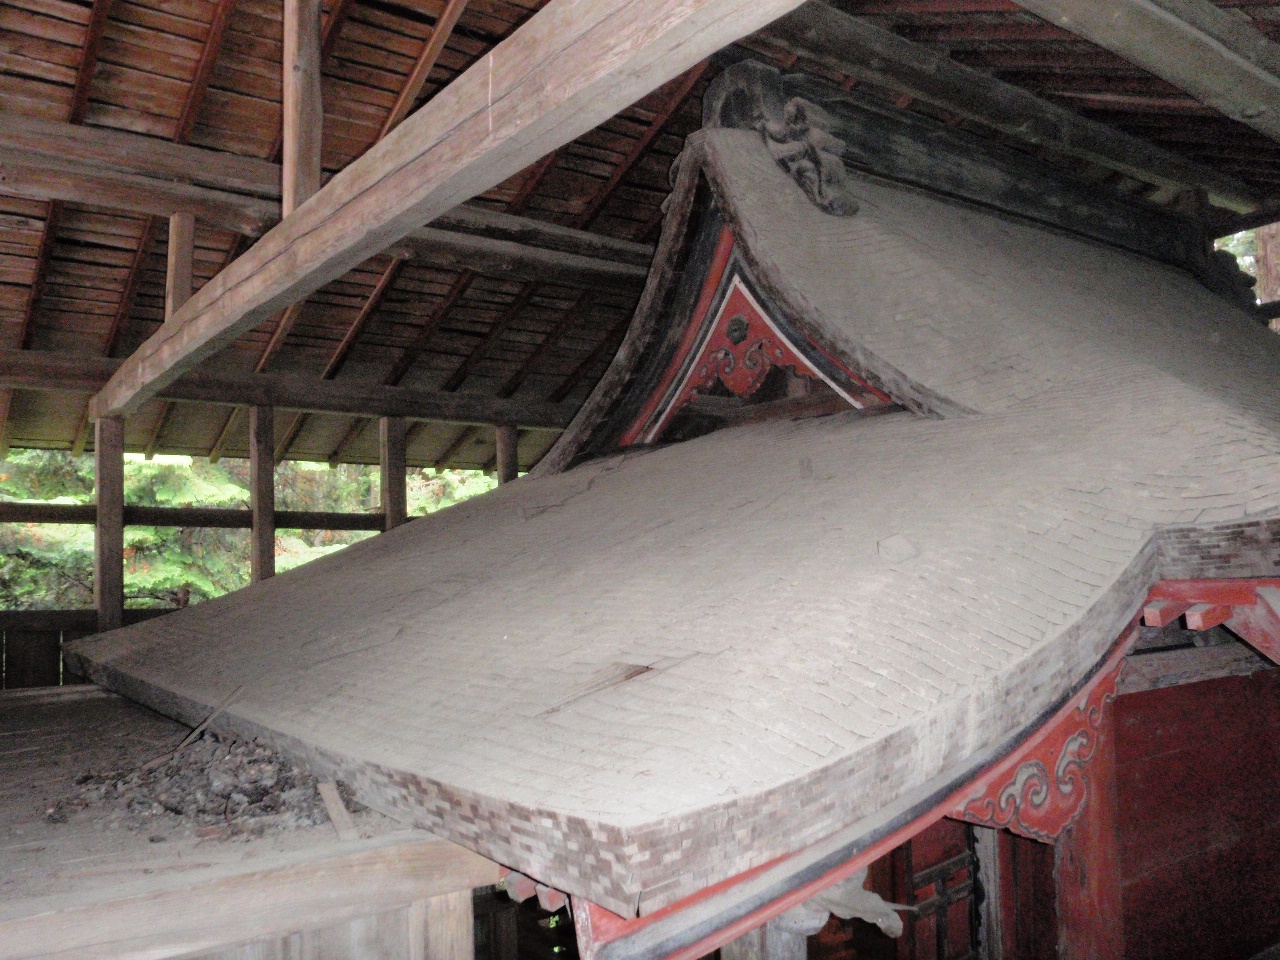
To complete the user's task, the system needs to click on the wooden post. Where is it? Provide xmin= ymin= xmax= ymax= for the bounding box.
xmin=380 ymin=415 xmax=408 ymax=530
xmin=495 ymin=424 xmax=518 ymax=484
xmin=249 ymin=405 xmax=275 ymax=581
xmin=94 ymin=416 xmax=124 ymax=631
xmin=282 ymin=0 xmax=323 ymax=215
xmin=1055 ymin=699 xmax=1124 ymax=959
xmin=165 ymin=212 xmax=195 ymax=322
xmin=420 ymin=889 xmax=474 ymax=960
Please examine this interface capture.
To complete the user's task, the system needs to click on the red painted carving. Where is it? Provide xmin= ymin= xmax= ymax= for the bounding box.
xmin=619 ymin=225 xmax=888 ymax=447
xmin=948 ymin=652 xmax=1126 ymax=842
xmin=1144 ymin=578 xmax=1280 ymax=664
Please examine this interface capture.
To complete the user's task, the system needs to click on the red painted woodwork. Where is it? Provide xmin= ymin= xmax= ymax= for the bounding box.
xmin=949 ymin=627 xmax=1135 ymax=842
xmin=1143 ymin=578 xmax=1280 ymax=663
xmin=999 ymin=831 xmax=1057 ymax=960
xmin=1115 ymin=669 xmax=1280 ymax=960
xmin=892 ymin=819 xmax=977 ymax=960
xmin=620 ymin=226 xmax=888 ymax=447
xmin=1054 ymin=689 xmax=1124 ymax=960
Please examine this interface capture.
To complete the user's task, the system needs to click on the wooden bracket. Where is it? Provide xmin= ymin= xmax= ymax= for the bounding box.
xmin=1143 ymin=578 xmax=1280 ymax=664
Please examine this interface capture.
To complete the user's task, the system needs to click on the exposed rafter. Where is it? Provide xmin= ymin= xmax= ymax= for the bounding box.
xmin=87 ymin=0 xmax=807 ymax=421
xmin=1009 ymin=0 xmax=1280 ymax=147
xmin=758 ymin=2 xmax=1260 ymax=211
xmin=380 ymin=0 xmax=471 ymax=138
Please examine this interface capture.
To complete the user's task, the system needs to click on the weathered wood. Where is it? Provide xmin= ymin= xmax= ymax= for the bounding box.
xmin=282 ymin=0 xmax=323 ymax=215
xmin=88 ymin=0 xmax=810 ymax=420
xmin=68 ymin=0 xmax=111 ymax=124
xmin=0 ymin=500 xmax=390 ymax=530
xmin=93 ymin=416 xmax=124 ymax=632
xmin=0 ymin=837 xmax=498 ymax=960
xmin=1118 ymin=642 xmax=1273 ymax=695
xmin=249 ymin=405 xmax=275 ymax=581
xmin=761 ymin=3 xmax=1258 ymax=211
xmin=1010 ymin=0 xmax=1280 ymax=147
xmin=175 ymin=0 xmax=239 ymax=143
xmin=380 ymin=0 xmax=470 ymax=138
xmin=494 ymin=424 xmax=518 ymax=484
xmin=166 ymin=212 xmax=195 ymax=322
xmin=433 ymin=206 xmax=653 ymax=267
xmin=380 ymin=416 xmax=408 ymax=529
xmin=0 ymin=348 xmax=576 ymax=429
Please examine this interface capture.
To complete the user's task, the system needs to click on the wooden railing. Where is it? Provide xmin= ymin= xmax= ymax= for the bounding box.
xmin=0 ymin=608 xmax=173 ymax=690
xmin=0 ymin=501 xmax=387 ymax=530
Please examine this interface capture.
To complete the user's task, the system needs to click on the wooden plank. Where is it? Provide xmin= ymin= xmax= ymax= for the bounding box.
xmin=67 ymin=0 xmax=111 ymax=124
xmin=0 ymin=348 xmax=577 ymax=428
xmin=379 ymin=0 xmax=469 ymax=138
xmin=175 ymin=0 xmax=240 ymax=143
xmin=88 ymin=0 xmax=808 ymax=420
xmin=1010 ymin=0 xmax=1280 ymax=147
xmin=380 ymin=415 xmax=408 ymax=529
xmin=249 ymin=405 xmax=275 ymax=581
xmin=0 ymin=501 xmax=390 ymax=530
xmin=1118 ymin=642 xmax=1273 ymax=695
xmin=93 ymin=415 xmax=124 ymax=632
xmin=494 ymin=423 xmax=517 ymax=484
xmin=166 ymin=212 xmax=196 ymax=321
xmin=282 ymin=0 xmax=323 ymax=214
xmin=0 ymin=837 xmax=498 ymax=960
xmin=762 ymin=2 xmax=1258 ymax=211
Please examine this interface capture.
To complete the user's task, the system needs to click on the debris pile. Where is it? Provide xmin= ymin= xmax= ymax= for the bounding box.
xmin=46 ymin=732 xmax=350 ymax=838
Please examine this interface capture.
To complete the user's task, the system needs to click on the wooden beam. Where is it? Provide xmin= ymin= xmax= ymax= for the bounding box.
xmin=249 ymin=405 xmax=275 ymax=581
xmin=761 ymin=2 xmax=1259 ymax=211
xmin=0 ymin=501 xmax=392 ymax=530
xmin=0 ymin=348 xmax=576 ymax=429
xmin=176 ymin=0 xmax=238 ymax=142
xmin=495 ymin=424 xmax=518 ymax=483
xmin=255 ymin=303 xmax=305 ymax=373
xmin=548 ymin=315 xmax=629 ymax=403
xmin=103 ymin=217 xmax=157 ymax=357
xmin=0 ymin=836 xmax=497 ymax=960
xmin=384 ymin=272 xmax=474 ymax=386
xmin=1118 ymin=642 xmax=1273 ymax=695
xmin=380 ymin=0 xmax=470 ymax=138
xmin=282 ymin=0 xmax=324 ymax=215
xmin=94 ymin=416 xmax=124 ymax=631
xmin=1009 ymin=0 xmax=1280 ymax=148
xmin=380 ymin=416 xmax=409 ymax=529
xmin=165 ymin=213 xmax=196 ymax=322
xmin=498 ymin=290 xmax=594 ymax=397
xmin=326 ymin=256 xmax=407 ymax=379
xmin=442 ymin=285 xmax=538 ymax=392
xmin=68 ymin=0 xmax=112 ymax=124
xmin=88 ymin=0 xmax=808 ymax=421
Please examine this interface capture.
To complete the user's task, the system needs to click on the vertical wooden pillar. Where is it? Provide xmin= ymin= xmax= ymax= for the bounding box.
xmin=249 ymin=406 xmax=275 ymax=582
xmin=94 ymin=416 xmax=124 ymax=631
xmin=282 ymin=0 xmax=323 ymax=216
xmin=495 ymin=424 xmax=518 ymax=485
xmin=380 ymin=416 xmax=408 ymax=530
xmin=1055 ymin=700 xmax=1123 ymax=960
xmin=165 ymin=212 xmax=195 ymax=321
xmin=419 ymin=889 xmax=475 ymax=960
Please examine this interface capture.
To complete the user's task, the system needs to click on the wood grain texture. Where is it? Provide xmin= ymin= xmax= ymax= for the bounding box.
xmin=282 ymin=0 xmax=324 ymax=215
xmin=88 ymin=0 xmax=810 ymax=419
xmin=249 ymin=405 xmax=275 ymax=581
xmin=93 ymin=415 xmax=124 ymax=631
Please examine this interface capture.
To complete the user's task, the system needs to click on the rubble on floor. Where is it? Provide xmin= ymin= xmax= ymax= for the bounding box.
xmin=45 ymin=731 xmax=360 ymax=840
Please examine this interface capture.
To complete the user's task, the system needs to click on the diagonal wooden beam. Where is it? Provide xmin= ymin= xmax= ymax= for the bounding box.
xmin=547 ymin=314 xmax=629 ymax=403
xmin=1009 ymin=0 xmax=1280 ymax=149
xmin=89 ymin=0 xmax=807 ymax=421
xmin=176 ymin=0 xmax=239 ymax=143
xmin=68 ymin=0 xmax=112 ymax=124
xmin=379 ymin=0 xmax=471 ymax=139
xmin=384 ymin=271 xmax=473 ymax=387
xmin=436 ymin=61 xmax=706 ymax=395
xmin=325 ymin=255 xmax=407 ymax=380
xmin=497 ymin=289 xmax=594 ymax=398
xmin=762 ymin=2 xmax=1260 ymax=211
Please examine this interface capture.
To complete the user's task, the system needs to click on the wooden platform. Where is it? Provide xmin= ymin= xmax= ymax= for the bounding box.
xmin=0 ymin=685 xmax=498 ymax=960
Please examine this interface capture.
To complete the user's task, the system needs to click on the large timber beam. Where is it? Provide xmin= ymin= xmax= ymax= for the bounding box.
xmin=87 ymin=0 xmax=808 ymax=421
xmin=0 ymin=348 xmax=575 ymax=430
xmin=762 ymin=2 xmax=1258 ymax=211
xmin=1009 ymin=0 xmax=1280 ymax=146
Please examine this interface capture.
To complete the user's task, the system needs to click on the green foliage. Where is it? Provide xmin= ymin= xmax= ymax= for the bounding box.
xmin=1216 ymin=230 xmax=1257 ymax=279
xmin=0 ymin=449 xmax=499 ymax=611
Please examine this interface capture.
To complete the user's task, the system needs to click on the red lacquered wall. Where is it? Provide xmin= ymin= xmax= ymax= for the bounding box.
xmin=1115 ymin=669 xmax=1280 ymax=960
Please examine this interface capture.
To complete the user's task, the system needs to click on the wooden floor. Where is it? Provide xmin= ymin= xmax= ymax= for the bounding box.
xmin=0 ymin=685 xmax=498 ymax=960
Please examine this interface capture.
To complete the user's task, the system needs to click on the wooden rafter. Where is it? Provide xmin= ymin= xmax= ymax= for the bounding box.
xmin=497 ymin=289 xmax=594 ymax=398
xmin=434 ymin=62 xmax=706 ymax=396
xmin=68 ymin=0 xmax=112 ymax=124
xmin=1010 ymin=0 xmax=1280 ymax=147
xmin=325 ymin=256 xmax=407 ymax=380
xmin=379 ymin=0 xmax=471 ymax=139
xmin=175 ymin=0 xmax=239 ymax=143
xmin=547 ymin=314 xmax=630 ymax=403
xmin=89 ymin=0 xmax=807 ymax=421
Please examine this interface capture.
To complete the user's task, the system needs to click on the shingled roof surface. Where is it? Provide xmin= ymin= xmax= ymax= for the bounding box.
xmin=69 ymin=129 xmax=1280 ymax=917
xmin=3 ymin=0 xmax=1279 ymax=467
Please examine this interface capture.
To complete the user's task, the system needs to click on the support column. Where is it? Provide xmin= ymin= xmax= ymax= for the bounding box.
xmin=94 ymin=416 xmax=124 ymax=631
xmin=282 ymin=0 xmax=323 ymax=215
xmin=165 ymin=212 xmax=194 ymax=321
xmin=420 ymin=889 xmax=475 ymax=960
xmin=380 ymin=415 xmax=407 ymax=530
xmin=495 ymin=424 xmax=518 ymax=485
xmin=1055 ymin=699 xmax=1124 ymax=960
xmin=249 ymin=405 xmax=275 ymax=582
